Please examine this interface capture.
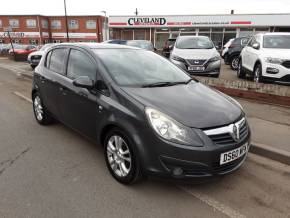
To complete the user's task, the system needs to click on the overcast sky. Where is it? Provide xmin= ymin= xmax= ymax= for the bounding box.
xmin=1 ymin=0 xmax=290 ymax=16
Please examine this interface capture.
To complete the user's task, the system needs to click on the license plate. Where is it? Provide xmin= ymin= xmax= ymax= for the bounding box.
xmin=220 ymin=143 xmax=248 ymax=165
xmin=188 ymin=66 xmax=205 ymax=71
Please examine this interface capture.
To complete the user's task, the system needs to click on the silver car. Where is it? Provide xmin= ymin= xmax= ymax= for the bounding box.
xmin=170 ymin=36 xmax=221 ymax=77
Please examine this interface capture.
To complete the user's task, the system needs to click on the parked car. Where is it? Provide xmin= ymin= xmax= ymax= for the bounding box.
xmin=9 ymin=44 xmax=37 ymax=55
xmin=224 ymin=37 xmax=249 ymax=70
xmin=28 ymin=43 xmax=56 ymax=69
xmin=238 ymin=33 xmax=290 ymax=83
xmin=126 ymin=40 xmax=156 ymax=51
xmin=170 ymin=36 xmax=221 ymax=77
xmin=162 ymin=38 xmax=176 ymax=58
xmin=221 ymin=38 xmax=234 ymax=58
xmin=32 ymin=43 xmax=250 ymax=184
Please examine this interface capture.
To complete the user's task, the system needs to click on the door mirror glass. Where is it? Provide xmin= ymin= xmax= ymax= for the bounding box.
xmin=252 ymin=42 xmax=260 ymax=50
xmin=96 ymin=80 xmax=109 ymax=96
xmin=73 ymin=76 xmax=94 ymax=89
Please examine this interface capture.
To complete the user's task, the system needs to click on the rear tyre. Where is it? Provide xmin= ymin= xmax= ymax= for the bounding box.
xmin=230 ymin=56 xmax=239 ymax=70
xmin=237 ymin=60 xmax=246 ymax=79
xmin=104 ymin=128 xmax=143 ymax=185
xmin=32 ymin=92 xmax=54 ymax=125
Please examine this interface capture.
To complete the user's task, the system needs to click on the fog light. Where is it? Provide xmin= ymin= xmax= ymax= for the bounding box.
xmin=172 ymin=167 xmax=183 ymax=176
xmin=266 ymin=67 xmax=279 ymax=74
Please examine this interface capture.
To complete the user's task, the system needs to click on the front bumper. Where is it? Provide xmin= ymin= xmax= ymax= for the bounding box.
xmin=136 ymin=122 xmax=251 ymax=179
xmin=261 ymin=62 xmax=290 ymax=84
xmin=171 ymin=59 xmax=221 ymax=76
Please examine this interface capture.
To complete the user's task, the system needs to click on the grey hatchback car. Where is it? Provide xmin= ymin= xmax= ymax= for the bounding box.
xmin=32 ymin=43 xmax=251 ymax=184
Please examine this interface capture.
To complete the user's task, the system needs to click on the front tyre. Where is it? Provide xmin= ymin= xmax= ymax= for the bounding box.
xmin=230 ymin=56 xmax=239 ymax=70
xmin=104 ymin=128 xmax=143 ymax=185
xmin=32 ymin=92 xmax=54 ymax=125
xmin=253 ymin=64 xmax=263 ymax=83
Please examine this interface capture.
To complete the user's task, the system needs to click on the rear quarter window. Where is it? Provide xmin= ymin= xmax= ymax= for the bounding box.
xmin=47 ymin=48 xmax=67 ymax=75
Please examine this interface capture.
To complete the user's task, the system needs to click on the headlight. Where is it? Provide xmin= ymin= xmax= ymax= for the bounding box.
xmin=209 ymin=56 xmax=221 ymax=62
xmin=265 ymin=57 xmax=283 ymax=64
xmin=171 ymin=55 xmax=185 ymax=62
xmin=145 ymin=108 xmax=203 ymax=146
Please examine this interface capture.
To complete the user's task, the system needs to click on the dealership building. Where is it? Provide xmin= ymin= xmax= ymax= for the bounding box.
xmin=109 ymin=14 xmax=290 ymax=49
xmin=0 ymin=15 xmax=105 ymax=44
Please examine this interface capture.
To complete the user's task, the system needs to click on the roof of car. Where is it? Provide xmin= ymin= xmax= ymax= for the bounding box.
xmin=52 ymin=42 xmax=141 ymax=50
xmin=256 ymin=32 xmax=290 ymax=36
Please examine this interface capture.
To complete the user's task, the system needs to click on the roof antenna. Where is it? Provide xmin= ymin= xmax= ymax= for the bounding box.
xmin=135 ymin=8 xmax=138 ymax=16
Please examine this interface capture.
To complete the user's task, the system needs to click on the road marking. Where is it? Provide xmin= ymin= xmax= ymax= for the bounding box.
xmin=178 ymin=186 xmax=246 ymax=218
xmin=13 ymin=91 xmax=32 ymax=104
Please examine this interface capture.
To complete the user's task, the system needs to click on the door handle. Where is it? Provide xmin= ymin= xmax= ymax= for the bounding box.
xmin=59 ymin=87 xmax=68 ymax=96
xmin=78 ymin=91 xmax=88 ymax=98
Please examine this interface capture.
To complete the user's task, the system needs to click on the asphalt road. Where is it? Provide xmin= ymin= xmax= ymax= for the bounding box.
xmin=0 ymin=60 xmax=290 ymax=218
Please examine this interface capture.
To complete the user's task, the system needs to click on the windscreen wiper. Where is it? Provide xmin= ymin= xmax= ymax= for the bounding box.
xmin=142 ymin=79 xmax=193 ymax=88
xmin=142 ymin=82 xmax=173 ymax=88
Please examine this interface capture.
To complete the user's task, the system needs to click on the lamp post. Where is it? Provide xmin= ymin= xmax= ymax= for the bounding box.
xmin=101 ymin=11 xmax=107 ymax=41
xmin=64 ymin=0 xmax=69 ymax=42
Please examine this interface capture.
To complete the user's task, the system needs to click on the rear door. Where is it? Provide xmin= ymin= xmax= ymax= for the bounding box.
xmin=40 ymin=47 xmax=68 ymax=118
xmin=57 ymin=48 xmax=99 ymax=139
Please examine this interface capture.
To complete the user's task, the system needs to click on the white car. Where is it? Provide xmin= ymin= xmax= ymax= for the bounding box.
xmin=27 ymin=43 xmax=56 ymax=69
xmin=170 ymin=36 xmax=221 ymax=78
xmin=238 ymin=33 xmax=290 ymax=83
xmin=221 ymin=38 xmax=234 ymax=58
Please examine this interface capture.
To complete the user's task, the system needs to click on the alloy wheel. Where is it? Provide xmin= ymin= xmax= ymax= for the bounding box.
xmin=106 ymin=135 xmax=132 ymax=178
xmin=254 ymin=66 xmax=260 ymax=83
xmin=231 ymin=57 xmax=239 ymax=70
xmin=34 ymin=96 xmax=43 ymax=121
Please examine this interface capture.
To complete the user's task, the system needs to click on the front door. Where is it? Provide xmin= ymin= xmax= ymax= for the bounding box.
xmin=58 ymin=48 xmax=100 ymax=140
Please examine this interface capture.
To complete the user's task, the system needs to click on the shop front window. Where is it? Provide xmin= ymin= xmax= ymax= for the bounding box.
xmin=155 ymin=33 xmax=169 ymax=49
xmin=239 ymin=28 xmax=254 ymax=37
xmin=211 ymin=32 xmax=223 ymax=50
xmin=134 ymin=29 xmax=146 ymax=40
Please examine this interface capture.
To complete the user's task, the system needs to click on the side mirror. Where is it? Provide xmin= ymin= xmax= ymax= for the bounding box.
xmin=96 ymin=80 xmax=110 ymax=96
xmin=73 ymin=76 xmax=94 ymax=89
xmin=252 ymin=43 xmax=260 ymax=50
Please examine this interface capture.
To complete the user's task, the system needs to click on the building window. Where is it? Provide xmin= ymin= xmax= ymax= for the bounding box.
xmin=69 ymin=20 xmax=79 ymax=29
xmin=86 ymin=20 xmax=96 ymax=29
xmin=0 ymin=20 xmax=2 ymax=28
xmin=29 ymin=39 xmax=38 ymax=45
xmin=9 ymin=19 xmax=19 ymax=28
xmin=42 ymin=20 xmax=48 ymax=29
xmin=51 ymin=20 xmax=61 ymax=29
xmin=26 ymin=19 xmax=37 ymax=28
xmin=12 ymin=39 xmax=21 ymax=44
xmin=52 ymin=40 xmax=61 ymax=43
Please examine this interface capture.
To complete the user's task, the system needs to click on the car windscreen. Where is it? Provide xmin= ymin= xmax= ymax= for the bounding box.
xmin=176 ymin=37 xmax=214 ymax=49
xmin=263 ymin=35 xmax=290 ymax=49
xmin=126 ymin=41 xmax=153 ymax=50
xmin=93 ymin=49 xmax=191 ymax=87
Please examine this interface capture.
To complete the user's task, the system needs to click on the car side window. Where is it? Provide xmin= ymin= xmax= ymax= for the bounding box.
xmin=67 ymin=49 xmax=97 ymax=81
xmin=49 ymin=48 xmax=67 ymax=75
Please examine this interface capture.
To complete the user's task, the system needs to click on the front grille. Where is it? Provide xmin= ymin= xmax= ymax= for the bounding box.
xmin=279 ymin=74 xmax=290 ymax=82
xmin=282 ymin=61 xmax=290 ymax=69
xmin=205 ymin=118 xmax=249 ymax=146
xmin=186 ymin=59 xmax=207 ymax=66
